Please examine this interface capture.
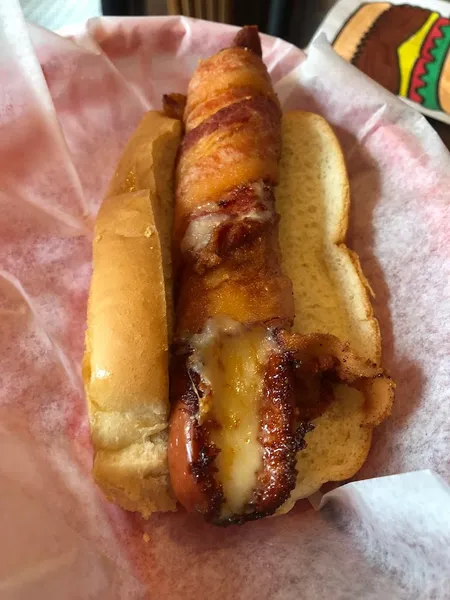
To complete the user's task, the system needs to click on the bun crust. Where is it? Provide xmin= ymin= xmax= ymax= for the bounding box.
xmin=83 ymin=112 xmax=181 ymax=516
xmin=276 ymin=111 xmax=393 ymax=508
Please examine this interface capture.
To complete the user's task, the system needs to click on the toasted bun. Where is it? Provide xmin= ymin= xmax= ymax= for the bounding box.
xmin=276 ymin=111 xmax=393 ymax=507
xmin=107 ymin=111 xmax=181 ymax=338
xmin=333 ymin=2 xmax=391 ymax=62
xmin=83 ymin=112 xmax=181 ymax=517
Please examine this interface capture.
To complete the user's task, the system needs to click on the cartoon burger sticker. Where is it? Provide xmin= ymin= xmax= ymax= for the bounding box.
xmin=333 ymin=2 xmax=450 ymax=113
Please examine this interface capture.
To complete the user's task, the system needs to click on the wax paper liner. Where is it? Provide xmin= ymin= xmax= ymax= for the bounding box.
xmin=0 ymin=1 xmax=449 ymax=598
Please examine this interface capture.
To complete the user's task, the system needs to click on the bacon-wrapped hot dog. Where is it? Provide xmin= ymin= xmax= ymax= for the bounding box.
xmin=168 ymin=27 xmax=393 ymax=525
xmin=169 ymin=27 xmax=301 ymax=524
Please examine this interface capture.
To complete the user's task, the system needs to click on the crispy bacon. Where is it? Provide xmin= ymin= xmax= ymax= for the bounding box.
xmin=174 ymin=96 xmax=281 ymax=247
xmin=249 ymin=351 xmax=304 ymax=518
xmin=184 ymin=41 xmax=278 ymax=133
xmin=180 ymin=182 xmax=275 ymax=272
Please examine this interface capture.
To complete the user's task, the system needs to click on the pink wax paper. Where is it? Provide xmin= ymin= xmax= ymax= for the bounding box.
xmin=0 ymin=1 xmax=449 ymax=598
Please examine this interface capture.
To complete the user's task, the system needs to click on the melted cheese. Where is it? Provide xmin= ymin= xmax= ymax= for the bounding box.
xmin=190 ymin=318 xmax=274 ymax=515
xmin=180 ymin=181 xmax=272 ymax=257
xmin=181 ymin=211 xmax=227 ymax=254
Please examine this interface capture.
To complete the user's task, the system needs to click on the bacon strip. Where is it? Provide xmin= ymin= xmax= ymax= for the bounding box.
xmin=174 ymin=98 xmax=281 ymax=249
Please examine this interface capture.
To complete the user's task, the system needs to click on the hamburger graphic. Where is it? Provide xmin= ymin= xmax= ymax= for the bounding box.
xmin=333 ymin=2 xmax=450 ymax=113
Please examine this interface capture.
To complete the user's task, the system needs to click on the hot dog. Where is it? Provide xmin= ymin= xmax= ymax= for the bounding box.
xmin=167 ymin=27 xmax=394 ymax=525
xmin=84 ymin=26 xmax=394 ymax=525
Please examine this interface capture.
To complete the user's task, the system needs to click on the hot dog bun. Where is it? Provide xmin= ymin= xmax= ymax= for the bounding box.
xmin=107 ymin=111 xmax=182 ymax=338
xmin=83 ymin=111 xmax=181 ymax=517
xmin=276 ymin=111 xmax=393 ymax=508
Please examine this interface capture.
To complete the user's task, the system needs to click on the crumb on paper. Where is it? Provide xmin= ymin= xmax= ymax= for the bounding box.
xmin=143 ymin=533 xmax=150 ymax=543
